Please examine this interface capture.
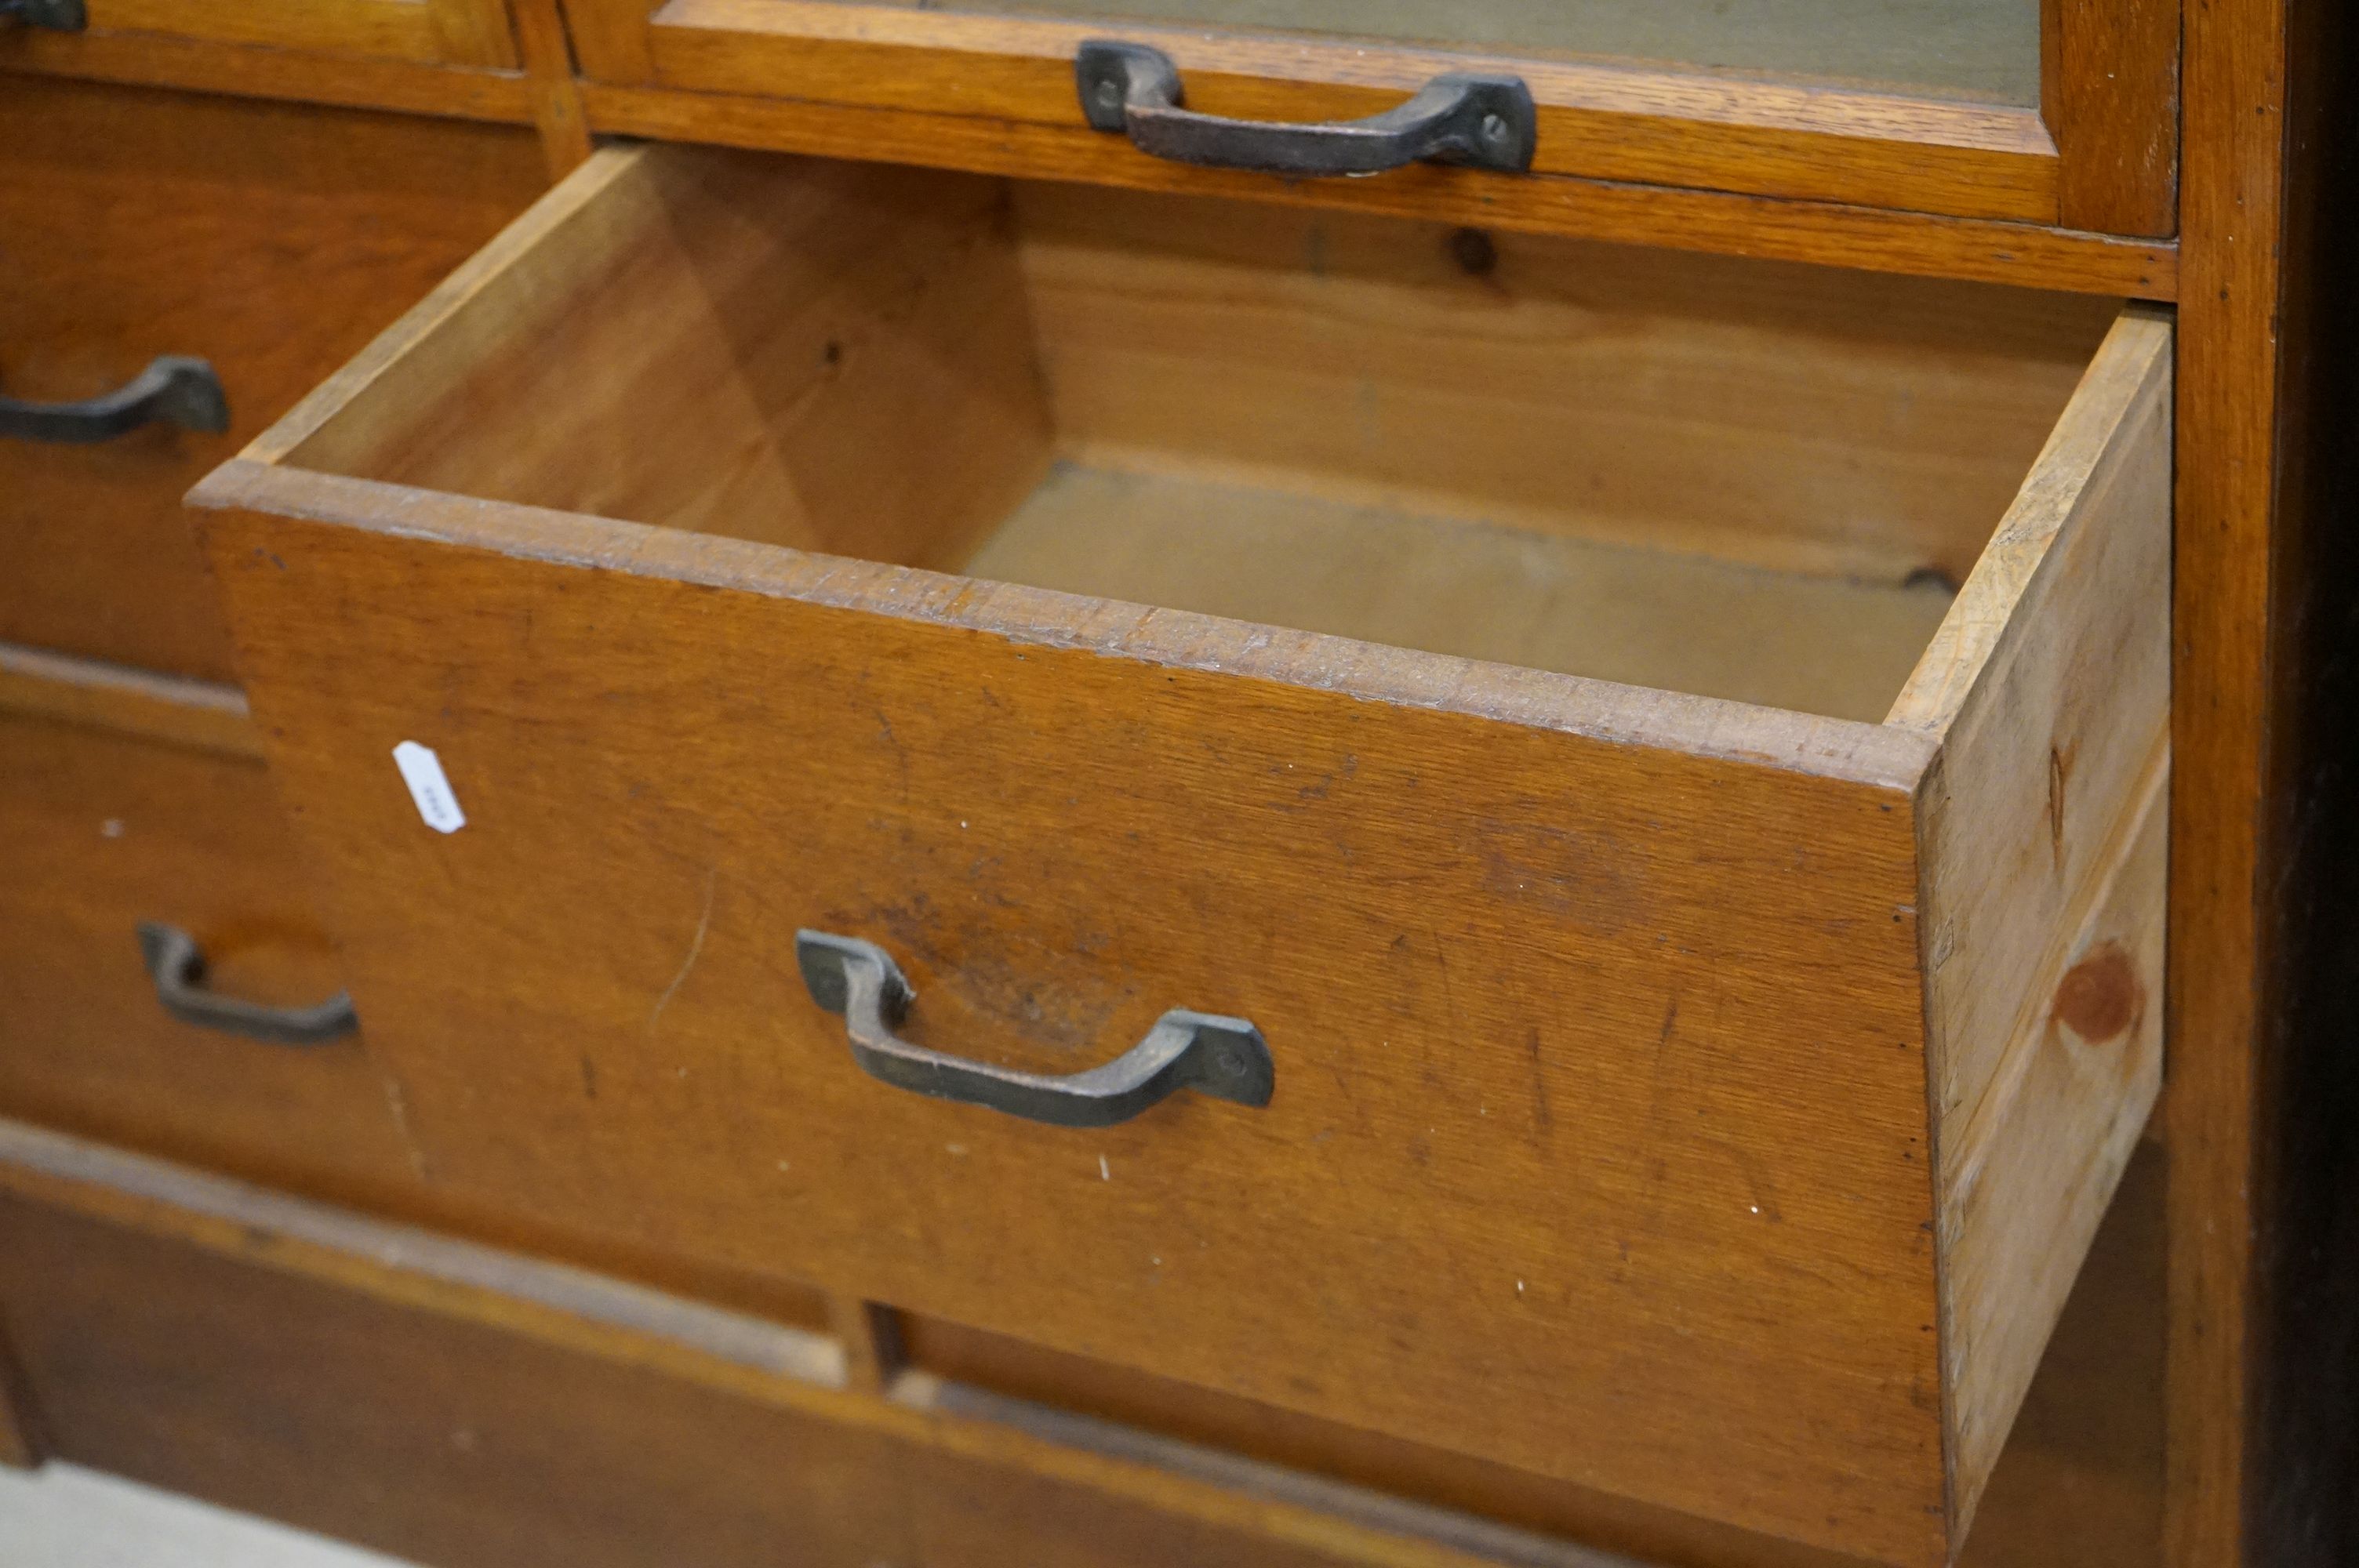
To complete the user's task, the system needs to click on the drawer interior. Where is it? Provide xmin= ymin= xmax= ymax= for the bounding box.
xmin=276 ymin=145 xmax=2121 ymax=725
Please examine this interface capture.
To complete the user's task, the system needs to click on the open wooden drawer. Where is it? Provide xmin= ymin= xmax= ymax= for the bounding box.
xmin=189 ymin=143 xmax=2171 ymax=1567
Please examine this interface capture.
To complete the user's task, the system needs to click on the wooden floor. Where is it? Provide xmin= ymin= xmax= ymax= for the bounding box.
xmin=0 ymin=1461 xmax=415 ymax=1568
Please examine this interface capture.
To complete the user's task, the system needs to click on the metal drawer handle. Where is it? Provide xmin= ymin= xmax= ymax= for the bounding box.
xmin=795 ymin=930 xmax=1273 ymax=1127
xmin=1075 ymin=41 xmax=1535 ymax=176
xmin=1 ymin=356 xmax=228 ymax=445
xmin=137 ymin=922 xmax=358 ymax=1047
xmin=0 ymin=0 xmax=85 ymax=29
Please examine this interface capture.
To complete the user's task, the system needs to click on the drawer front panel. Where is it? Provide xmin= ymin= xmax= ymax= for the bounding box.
xmin=200 ymin=490 xmax=1948 ymax=1563
xmin=187 ymin=143 xmax=2174 ymax=1568
xmin=0 ymin=78 xmax=544 ymax=680
xmin=45 ymin=0 xmax=518 ymax=67
xmin=0 ymin=713 xmax=420 ymax=1201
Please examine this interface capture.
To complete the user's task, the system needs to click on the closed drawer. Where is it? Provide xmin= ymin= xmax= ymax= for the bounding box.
xmin=0 ymin=78 xmax=545 ymax=680
xmin=190 ymin=143 xmax=2171 ymax=1567
xmin=561 ymin=0 xmax=2064 ymax=225
xmin=2 ymin=0 xmax=518 ymax=67
xmin=0 ymin=710 xmax=419 ymax=1203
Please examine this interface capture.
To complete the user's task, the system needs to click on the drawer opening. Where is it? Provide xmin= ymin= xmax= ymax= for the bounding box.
xmin=272 ymin=143 xmax=2120 ymax=726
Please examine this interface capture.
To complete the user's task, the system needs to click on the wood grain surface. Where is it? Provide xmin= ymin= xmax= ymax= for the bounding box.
xmin=0 ymin=1120 xmax=1646 ymax=1568
xmin=196 ymin=459 xmax=1949 ymax=1563
xmin=627 ymin=0 xmax=2059 ymax=222
xmin=0 ymin=1116 xmax=2169 ymax=1566
xmin=0 ymin=27 xmax=535 ymax=122
xmin=0 ymin=77 xmax=547 ymax=679
xmin=2165 ymin=0 xmax=2281 ymax=1562
xmin=2041 ymin=0 xmax=2179 ymax=236
xmin=186 ymin=137 xmax=2175 ymax=1563
xmin=0 ymin=712 xmax=415 ymax=1205
xmin=2168 ymin=0 xmax=2359 ymax=1563
xmin=576 ymin=82 xmax=2172 ymax=298
xmin=0 ymin=644 xmax=260 ymax=761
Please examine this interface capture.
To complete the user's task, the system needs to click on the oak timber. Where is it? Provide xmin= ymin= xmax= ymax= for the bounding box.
xmin=630 ymin=0 xmax=2059 ymax=222
xmin=188 ymin=140 xmax=2171 ymax=1564
xmin=0 ymin=1120 xmax=1645 ymax=1568
xmin=194 ymin=456 xmax=1948 ymax=1563
xmin=0 ymin=77 xmax=547 ymax=681
xmin=1893 ymin=309 xmax=2173 ymax=1134
xmin=577 ymin=82 xmax=2177 ymax=299
xmin=0 ymin=713 xmax=413 ymax=1207
xmin=2168 ymin=0 xmax=2359 ymax=1562
xmin=0 ymin=1112 xmax=2170 ymax=1568
xmin=0 ymin=644 xmax=260 ymax=762
xmin=2041 ymin=0 xmax=2180 ymax=236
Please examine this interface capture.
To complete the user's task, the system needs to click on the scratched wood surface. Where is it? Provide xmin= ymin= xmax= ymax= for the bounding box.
xmin=187 ymin=141 xmax=2175 ymax=1565
xmin=0 ymin=76 xmax=546 ymax=681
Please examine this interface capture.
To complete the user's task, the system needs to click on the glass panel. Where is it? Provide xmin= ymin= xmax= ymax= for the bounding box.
xmin=851 ymin=0 xmax=2042 ymax=104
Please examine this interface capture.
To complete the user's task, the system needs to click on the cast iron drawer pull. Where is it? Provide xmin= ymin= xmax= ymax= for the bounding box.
xmin=137 ymin=922 xmax=359 ymax=1047
xmin=795 ymin=930 xmax=1274 ymax=1127
xmin=1074 ymin=41 xmax=1536 ymax=176
xmin=0 ymin=0 xmax=85 ymax=29
xmin=0 ymin=356 xmax=229 ymax=444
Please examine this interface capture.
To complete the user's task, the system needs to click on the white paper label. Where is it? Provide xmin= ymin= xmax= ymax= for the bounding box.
xmin=392 ymin=741 xmax=466 ymax=834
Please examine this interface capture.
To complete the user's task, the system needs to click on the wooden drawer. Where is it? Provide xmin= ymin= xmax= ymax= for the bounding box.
xmin=188 ymin=143 xmax=2171 ymax=1568
xmin=2 ymin=0 xmax=518 ymax=68
xmin=0 ymin=710 xmax=420 ymax=1203
xmin=560 ymin=0 xmax=2176 ymax=235
xmin=0 ymin=1116 xmax=2167 ymax=1568
xmin=0 ymin=78 xmax=545 ymax=681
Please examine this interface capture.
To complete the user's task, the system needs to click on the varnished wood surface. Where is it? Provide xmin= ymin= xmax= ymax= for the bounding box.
xmin=2168 ymin=0 xmax=2359 ymax=1564
xmin=0 ymin=77 xmax=547 ymax=680
xmin=2164 ymin=0 xmax=2282 ymax=1563
xmin=631 ymin=0 xmax=2058 ymax=223
xmin=195 ymin=459 xmax=1954 ymax=1565
xmin=0 ymin=1116 xmax=2166 ymax=1567
xmin=72 ymin=0 xmax=516 ymax=67
xmin=0 ymin=1120 xmax=1645 ymax=1568
xmin=0 ymin=644 xmax=260 ymax=761
xmin=510 ymin=0 xmax=595 ymax=175
xmin=0 ymin=712 xmax=418 ymax=1204
xmin=0 ymin=27 xmax=535 ymax=122
xmin=189 ymin=139 xmax=2169 ymax=1565
xmin=578 ymin=82 xmax=2173 ymax=298
xmin=2041 ymin=0 xmax=2179 ymax=237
